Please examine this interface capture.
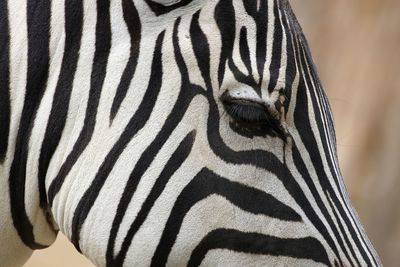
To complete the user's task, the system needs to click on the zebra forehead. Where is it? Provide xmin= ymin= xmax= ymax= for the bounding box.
xmin=140 ymin=0 xmax=293 ymax=18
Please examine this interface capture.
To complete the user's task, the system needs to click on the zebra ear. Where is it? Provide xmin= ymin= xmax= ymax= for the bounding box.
xmin=150 ymin=0 xmax=182 ymax=6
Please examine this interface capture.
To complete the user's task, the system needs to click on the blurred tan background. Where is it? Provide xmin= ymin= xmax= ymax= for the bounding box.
xmin=25 ymin=0 xmax=400 ymax=266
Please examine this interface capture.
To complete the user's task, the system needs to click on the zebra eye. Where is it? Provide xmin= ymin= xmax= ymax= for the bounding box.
xmin=220 ymin=93 xmax=285 ymax=139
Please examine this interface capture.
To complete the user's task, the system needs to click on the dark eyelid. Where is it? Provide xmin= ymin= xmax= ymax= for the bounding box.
xmin=220 ymin=93 xmax=286 ymax=139
xmin=223 ymin=100 xmax=269 ymax=123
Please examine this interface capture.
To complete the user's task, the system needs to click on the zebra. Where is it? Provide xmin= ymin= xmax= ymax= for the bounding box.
xmin=0 ymin=0 xmax=382 ymax=266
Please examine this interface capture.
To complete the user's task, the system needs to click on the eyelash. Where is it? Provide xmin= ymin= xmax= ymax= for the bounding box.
xmin=223 ymin=101 xmax=271 ymax=124
xmin=221 ymin=97 xmax=286 ymax=139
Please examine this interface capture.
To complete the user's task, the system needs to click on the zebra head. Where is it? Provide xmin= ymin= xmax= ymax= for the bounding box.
xmin=0 ymin=0 xmax=382 ymax=266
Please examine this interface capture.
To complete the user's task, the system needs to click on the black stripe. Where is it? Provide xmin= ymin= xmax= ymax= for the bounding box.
xmin=268 ymin=0 xmax=283 ymax=93
xmin=38 ymin=0 xmax=83 ymax=218
xmin=110 ymin=0 xmax=141 ymax=123
xmin=9 ymin=0 xmax=51 ymax=249
xmin=228 ymin=57 xmax=259 ymax=89
xmin=70 ymin=30 xmax=166 ymax=252
xmin=215 ymin=0 xmax=235 ymax=87
xmin=151 ymin=168 xmax=302 ymax=266
xmin=239 ymin=26 xmax=252 ymax=77
xmin=190 ymin=10 xmax=211 ymax=89
xmin=48 ymin=0 xmax=112 ymax=206
xmin=112 ymin=130 xmax=196 ymax=266
xmin=188 ymin=228 xmax=330 ymax=267
xmin=0 ymin=0 xmax=10 ymax=162
xmin=281 ymin=6 xmax=296 ymax=108
xmin=145 ymin=0 xmax=194 ymax=16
